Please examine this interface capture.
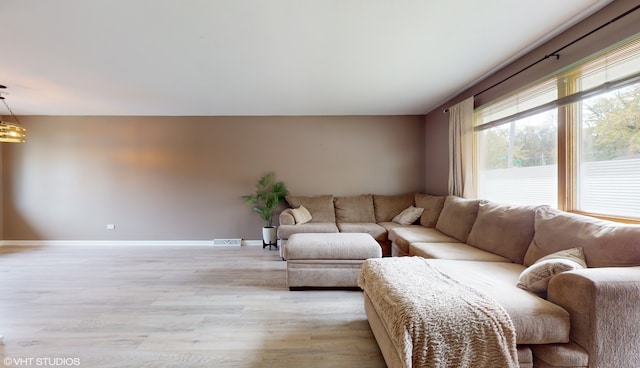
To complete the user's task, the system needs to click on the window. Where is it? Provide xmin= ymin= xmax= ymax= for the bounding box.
xmin=475 ymin=79 xmax=559 ymax=207
xmin=475 ymin=35 xmax=640 ymax=221
xmin=577 ymin=82 xmax=640 ymax=218
xmin=476 ymin=110 xmax=558 ymax=206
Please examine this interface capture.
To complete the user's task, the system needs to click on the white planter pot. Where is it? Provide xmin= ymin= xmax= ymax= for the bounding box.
xmin=262 ymin=226 xmax=277 ymax=245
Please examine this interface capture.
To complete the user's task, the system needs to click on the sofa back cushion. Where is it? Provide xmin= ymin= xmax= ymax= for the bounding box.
xmin=373 ymin=193 xmax=415 ymax=222
xmin=466 ymin=201 xmax=539 ymax=264
xmin=334 ymin=194 xmax=376 ymax=223
xmin=285 ymin=195 xmax=335 ymax=223
xmin=524 ymin=207 xmax=640 ymax=267
xmin=415 ymin=193 xmax=446 ymax=227
xmin=435 ymin=196 xmax=482 ymax=242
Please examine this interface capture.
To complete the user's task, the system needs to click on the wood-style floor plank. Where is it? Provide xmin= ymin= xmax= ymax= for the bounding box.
xmin=0 ymin=245 xmax=386 ymax=368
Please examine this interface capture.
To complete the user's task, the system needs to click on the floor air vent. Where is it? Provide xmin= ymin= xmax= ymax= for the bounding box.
xmin=213 ymin=238 xmax=242 ymax=246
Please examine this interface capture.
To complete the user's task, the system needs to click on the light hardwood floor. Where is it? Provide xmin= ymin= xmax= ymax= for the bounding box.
xmin=0 ymin=245 xmax=386 ymax=368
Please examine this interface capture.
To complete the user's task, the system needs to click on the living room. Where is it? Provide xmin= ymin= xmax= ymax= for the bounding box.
xmin=1 ymin=1 xmax=639 ymax=368
xmin=3 ymin=1 xmax=640 ymax=245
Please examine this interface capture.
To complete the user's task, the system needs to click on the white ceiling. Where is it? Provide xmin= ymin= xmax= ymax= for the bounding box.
xmin=0 ymin=0 xmax=612 ymax=116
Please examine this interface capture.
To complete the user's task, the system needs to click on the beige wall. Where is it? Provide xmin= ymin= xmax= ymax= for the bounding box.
xmin=424 ymin=113 xmax=449 ymax=195
xmin=2 ymin=115 xmax=424 ymax=241
xmin=424 ymin=1 xmax=640 ymax=194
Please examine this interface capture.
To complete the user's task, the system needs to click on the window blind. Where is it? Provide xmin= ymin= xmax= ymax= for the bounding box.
xmin=475 ymin=35 xmax=640 ymax=131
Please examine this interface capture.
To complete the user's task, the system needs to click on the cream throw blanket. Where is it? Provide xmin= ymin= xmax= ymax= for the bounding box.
xmin=358 ymin=257 xmax=518 ymax=368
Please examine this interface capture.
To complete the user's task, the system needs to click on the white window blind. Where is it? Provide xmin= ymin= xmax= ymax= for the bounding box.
xmin=573 ymin=37 xmax=640 ymax=91
xmin=474 ymin=78 xmax=557 ymax=131
xmin=476 ymin=36 xmax=640 ymax=132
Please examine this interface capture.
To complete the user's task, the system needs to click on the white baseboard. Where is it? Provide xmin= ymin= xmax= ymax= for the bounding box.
xmin=242 ymin=240 xmax=265 ymax=246
xmin=0 ymin=240 xmax=265 ymax=247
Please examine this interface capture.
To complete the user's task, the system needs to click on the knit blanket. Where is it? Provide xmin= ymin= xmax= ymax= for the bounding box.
xmin=358 ymin=257 xmax=518 ymax=368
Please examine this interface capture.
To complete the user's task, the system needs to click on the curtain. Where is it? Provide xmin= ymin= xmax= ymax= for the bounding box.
xmin=448 ymin=96 xmax=475 ymax=198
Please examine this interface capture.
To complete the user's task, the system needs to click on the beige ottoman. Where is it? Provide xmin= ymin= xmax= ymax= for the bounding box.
xmin=283 ymin=233 xmax=382 ymax=289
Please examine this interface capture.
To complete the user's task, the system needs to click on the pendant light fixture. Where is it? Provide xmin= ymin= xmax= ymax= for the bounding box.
xmin=0 ymin=84 xmax=26 ymax=143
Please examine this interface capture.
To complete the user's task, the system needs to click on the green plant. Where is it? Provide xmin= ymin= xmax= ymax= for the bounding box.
xmin=243 ymin=172 xmax=289 ymax=227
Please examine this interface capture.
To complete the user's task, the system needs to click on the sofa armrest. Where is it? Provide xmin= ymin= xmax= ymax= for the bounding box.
xmin=547 ymin=267 xmax=640 ymax=368
xmin=279 ymin=209 xmax=295 ymax=226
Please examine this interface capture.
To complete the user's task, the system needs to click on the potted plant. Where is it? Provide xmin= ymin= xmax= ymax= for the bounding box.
xmin=243 ymin=172 xmax=289 ymax=248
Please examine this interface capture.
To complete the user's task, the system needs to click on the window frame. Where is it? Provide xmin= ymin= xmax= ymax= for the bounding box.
xmin=474 ymin=36 xmax=640 ymax=224
xmin=564 ymin=74 xmax=640 ymax=223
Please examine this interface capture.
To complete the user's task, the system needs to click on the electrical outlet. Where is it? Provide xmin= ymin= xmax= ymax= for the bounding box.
xmin=106 ymin=224 xmax=115 ymax=230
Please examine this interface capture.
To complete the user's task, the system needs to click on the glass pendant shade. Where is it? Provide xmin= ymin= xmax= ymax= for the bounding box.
xmin=0 ymin=120 xmax=26 ymax=143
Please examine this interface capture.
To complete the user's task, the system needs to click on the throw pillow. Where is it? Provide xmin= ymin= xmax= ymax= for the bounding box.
xmin=517 ymin=247 xmax=587 ymax=294
xmin=392 ymin=206 xmax=424 ymax=226
xmin=291 ymin=205 xmax=312 ymax=225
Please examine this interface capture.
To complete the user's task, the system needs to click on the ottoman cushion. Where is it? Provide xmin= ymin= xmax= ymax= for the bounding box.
xmin=284 ymin=233 xmax=382 ymax=260
xmin=277 ymin=223 xmax=339 ymax=240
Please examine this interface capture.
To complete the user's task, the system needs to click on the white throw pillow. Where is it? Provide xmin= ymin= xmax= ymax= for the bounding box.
xmin=291 ymin=205 xmax=312 ymax=225
xmin=517 ymin=247 xmax=587 ymax=294
xmin=392 ymin=206 xmax=424 ymax=226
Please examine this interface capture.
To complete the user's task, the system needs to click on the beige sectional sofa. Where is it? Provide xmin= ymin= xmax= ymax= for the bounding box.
xmin=280 ymin=193 xmax=640 ymax=367
xmin=371 ymin=196 xmax=640 ymax=368
xmin=278 ymin=193 xmax=436 ymax=256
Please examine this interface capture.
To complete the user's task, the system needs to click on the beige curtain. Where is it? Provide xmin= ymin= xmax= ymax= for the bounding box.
xmin=448 ymin=96 xmax=476 ymax=198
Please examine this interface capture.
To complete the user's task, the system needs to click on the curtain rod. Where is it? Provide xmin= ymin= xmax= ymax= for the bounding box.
xmin=443 ymin=3 xmax=640 ymax=113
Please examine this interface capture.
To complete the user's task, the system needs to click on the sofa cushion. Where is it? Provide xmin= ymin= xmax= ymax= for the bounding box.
xmin=392 ymin=206 xmax=424 ymax=226
xmin=409 ymin=242 xmax=511 ymax=262
xmin=389 ymin=227 xmax=460 ymax=256
xmin=373 ymin=193 xmax=415 ymax=222
xmin=337 ymin=223 xmax=388 ymax=242
xmin=435 ymin=196 xmax=482 ymax=242
xmin=290 ymin=205 xmax=312 ymax=224
xmin=377 ymin=221 xmax=414 ymax=233
xmin=286 ymin=195 xmax=335 ymax=223
xmin=429 ymin=259 xmax=570 ymax=344
xmin=277 ymin=223 xmax=339 ymax=240
xmin=517 ymin=247 xmax=586 ymax=294
xmin=466 ymin=202 xmax=539 ymax=264
xmin=524 ymin=207 xmax=640 ymax=267
xmin=530 ymin=341 xmax=589 ymax=367
xmin=334 ymin=194 xmax=376 ymax=223
xmin=414 ymin=193 xmax=446 ymax=227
